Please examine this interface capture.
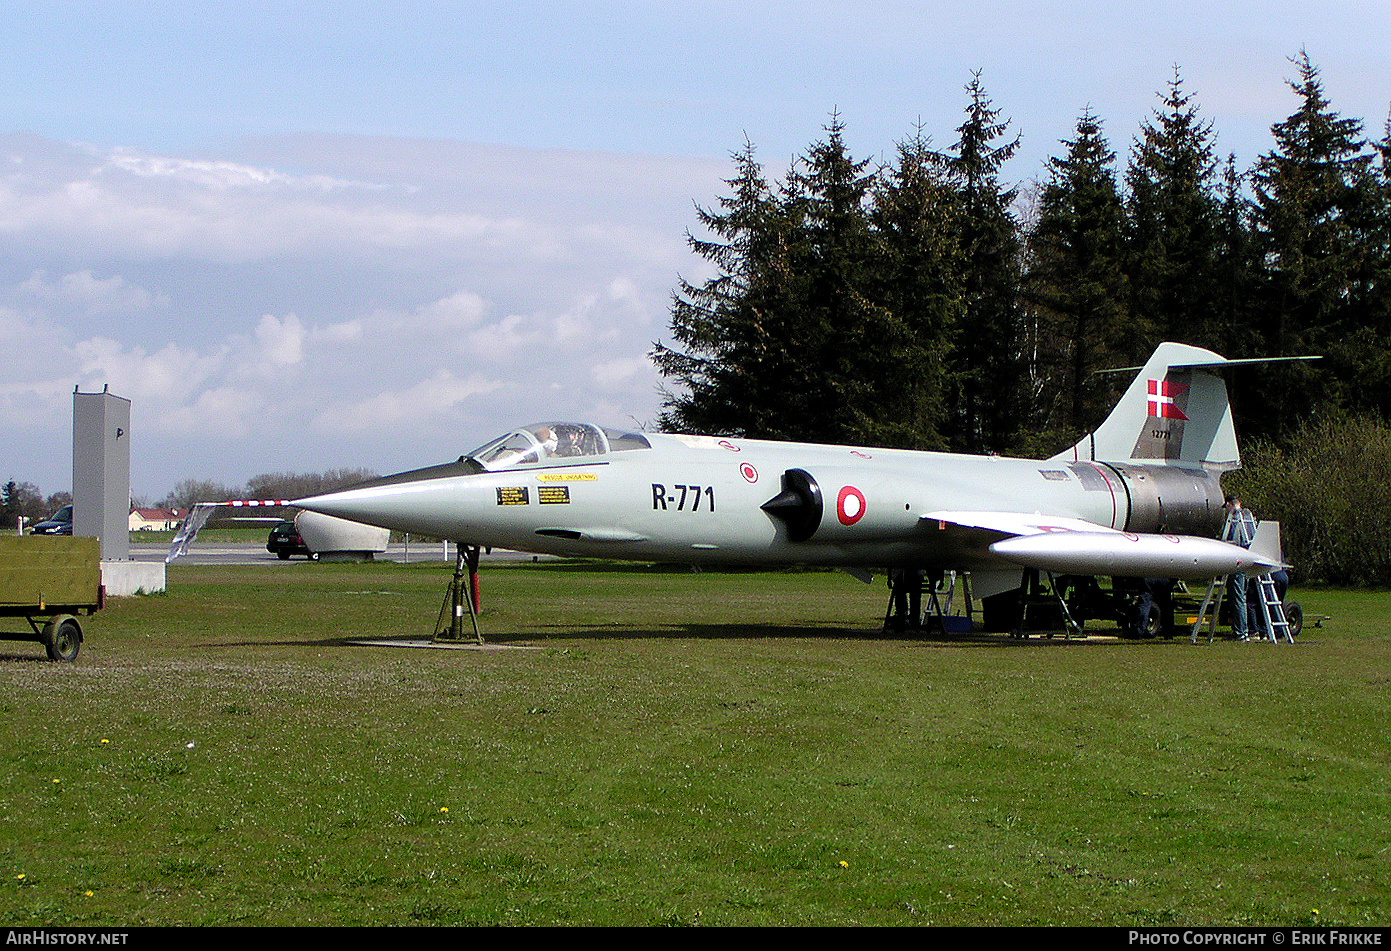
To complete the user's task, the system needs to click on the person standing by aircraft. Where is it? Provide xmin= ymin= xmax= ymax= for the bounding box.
xmin=1223 ymin=495 xmax=1257 ymax=640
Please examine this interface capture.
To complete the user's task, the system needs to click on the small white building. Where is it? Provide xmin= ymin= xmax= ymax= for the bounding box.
xmin=129 ymin=507 xmax=183 ymax=532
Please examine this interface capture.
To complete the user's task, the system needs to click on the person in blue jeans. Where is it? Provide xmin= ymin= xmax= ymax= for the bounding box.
xmin=1223 ymin=495 xmax=1257 ymax=639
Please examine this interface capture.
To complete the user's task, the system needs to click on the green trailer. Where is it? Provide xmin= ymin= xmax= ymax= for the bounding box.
xmin=0 ymin=536 xmax=103 ymax=662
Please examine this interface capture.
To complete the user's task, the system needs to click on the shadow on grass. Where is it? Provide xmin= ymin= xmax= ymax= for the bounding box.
xmin=509 ymin=624 xmax=1149 ymax=647
xmin=208 ymin=623 xmax=1156 ymax=650
xmin=0 ymin=648 xmax=58 ymax=664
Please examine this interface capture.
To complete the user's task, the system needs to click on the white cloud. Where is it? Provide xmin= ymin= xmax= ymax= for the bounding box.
xmin=14 ymin=269 xmax=167 ymax=316
xmin=253 ymin=313 xmax=305 ymax=367
xmin=416 ymin=290 xmax=489 ymax=328
xmin=310 ymin=370 xmax=507 ymax=435
xmin=102 ymin=151 xmax=363 ymax=193
xmin=591 ymin=355 xmax=656 ymax=392
xmin=0 ymin=142 xmax=540 ymax=264
xmin=157 ymin=386 xmax=266 ymax=440
xmin=71 ymin=336 xmax=226 ymax=419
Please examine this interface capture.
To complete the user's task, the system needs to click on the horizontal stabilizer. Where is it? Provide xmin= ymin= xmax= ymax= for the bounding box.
xmin=166 ymin=499 xmax=295 ymax=563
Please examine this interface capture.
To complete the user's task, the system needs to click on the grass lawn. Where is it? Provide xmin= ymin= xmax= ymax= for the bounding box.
xmin=1 ymin=562 xmax=1387 ymax=926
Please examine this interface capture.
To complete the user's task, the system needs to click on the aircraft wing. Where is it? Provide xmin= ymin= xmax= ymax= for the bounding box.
xmin=923 ymin=510 xmax=1279 ymax=579
xmin=922 ymin=511 xmax=1125 ymax=538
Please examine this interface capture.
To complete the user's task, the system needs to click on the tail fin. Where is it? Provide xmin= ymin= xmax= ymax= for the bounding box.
xmin=1051 ymin=342 xmax=1240 ymax=470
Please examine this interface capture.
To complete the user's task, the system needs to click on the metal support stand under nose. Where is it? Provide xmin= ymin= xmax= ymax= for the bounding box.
xmin=435 ymin=543 xmax=484 ymax=645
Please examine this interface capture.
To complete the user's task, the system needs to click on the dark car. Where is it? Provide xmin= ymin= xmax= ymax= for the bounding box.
xmin=266 ymin=520 xmax=314 ymax=560
xmin=30 ymin=504 xmax=73 ymax=535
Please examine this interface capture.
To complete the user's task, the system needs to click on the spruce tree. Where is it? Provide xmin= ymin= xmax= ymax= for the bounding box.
xmin=939 ymin=72 xmax=1023 ymax=453
xmin=1251 ymin=51 xmax=1373 ymax=432
xmin=1212 ymin=155 xmax=1260 ymax=355
xmin=1338 ymin=114 xmax=1391 ymax=422
xmin=653 ymin=140 xmax=803 ymax=437
xmin=1124 ymin=69 xmax=1222 ymax=350
xmin=1026 ymin=108 xmax=1131 ymax=441
xmin=867 ymin=127 xmax=964 ymax=449
xmin=779 ymin=114 xmax=885 ymax=444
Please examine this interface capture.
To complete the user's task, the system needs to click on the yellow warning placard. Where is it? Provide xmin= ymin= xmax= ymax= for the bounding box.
xmin=538 ymin=486 xmax=571 ymax=504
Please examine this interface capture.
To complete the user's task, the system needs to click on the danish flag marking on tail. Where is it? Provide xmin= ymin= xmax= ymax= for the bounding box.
xmin=1147 ymin=379 xmax=1189 ymax=420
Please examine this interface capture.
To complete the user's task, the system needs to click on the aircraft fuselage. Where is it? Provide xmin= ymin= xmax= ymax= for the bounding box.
xmin=300 ymin=428 xmax=1226 ymax=572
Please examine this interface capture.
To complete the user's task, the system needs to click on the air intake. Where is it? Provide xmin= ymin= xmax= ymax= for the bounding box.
xmin=760 ymin=469 xmax=823 ymax=542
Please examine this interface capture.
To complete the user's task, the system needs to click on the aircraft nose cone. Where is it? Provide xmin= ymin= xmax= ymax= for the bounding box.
xmin=295 ymin=458 xmax=488 ymax=538
xmin=294 ymin=480 xmax=465 ymax=539
xmin=294 ymin=487 xmax=378 ymax=524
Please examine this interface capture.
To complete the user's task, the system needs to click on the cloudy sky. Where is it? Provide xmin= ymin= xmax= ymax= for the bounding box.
xmin=3 ymin=1 xmax=1388 ymax=501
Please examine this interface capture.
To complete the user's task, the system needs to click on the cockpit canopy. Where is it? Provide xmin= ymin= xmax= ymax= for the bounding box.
xmin=465 ymin=422 xmax=651 ymax=471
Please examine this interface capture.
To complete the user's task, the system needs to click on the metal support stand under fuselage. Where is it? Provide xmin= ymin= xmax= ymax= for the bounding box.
xmin=1013 ymin=569 xmax=1085 ymax=639
xmin=884 ymin=569 xmax=974 ymax=636
xmin=435 ymin=543 xmax=483 ymax=645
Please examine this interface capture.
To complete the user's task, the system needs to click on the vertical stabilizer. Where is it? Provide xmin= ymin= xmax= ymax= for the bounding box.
xmin=1050 ymin=342 xmax=1240 ymax=469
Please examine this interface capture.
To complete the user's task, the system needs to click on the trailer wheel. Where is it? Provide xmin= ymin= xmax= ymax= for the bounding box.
xmin=42 ymin=615 xmax=82 ymax=663
xmin=1284 ymin=601 xmax=1304 ymax=638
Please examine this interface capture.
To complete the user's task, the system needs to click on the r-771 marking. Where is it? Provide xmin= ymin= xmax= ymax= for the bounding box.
xmin=652 ymin=483 xmax=715 ymax=512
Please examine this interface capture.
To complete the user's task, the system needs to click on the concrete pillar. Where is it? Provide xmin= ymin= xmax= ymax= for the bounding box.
xmin=73 ymin=386 xmax=131 ymax=562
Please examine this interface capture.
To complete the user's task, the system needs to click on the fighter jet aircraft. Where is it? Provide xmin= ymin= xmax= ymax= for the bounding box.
xmin=296 ymin=342 xmax=1285 ymax=620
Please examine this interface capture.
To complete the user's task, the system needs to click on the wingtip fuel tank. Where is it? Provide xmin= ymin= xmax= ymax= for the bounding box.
xmin=987 ymin=532 xmax=1281 ymax=580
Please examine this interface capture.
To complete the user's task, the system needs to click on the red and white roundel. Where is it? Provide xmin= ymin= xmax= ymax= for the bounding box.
xmin=740 ymin=462 xmax=758 ymax=483
xmin=718 ymin=439 xmax=741 ymax=452
xmin=837 ymin=485 xmax=867 ymax=526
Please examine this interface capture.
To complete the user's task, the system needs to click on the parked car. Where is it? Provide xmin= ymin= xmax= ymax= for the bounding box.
xmin=266 ymin=520 xmax=315 ymax=560
xmin=30 ymin=504 xmax=73 ymax=535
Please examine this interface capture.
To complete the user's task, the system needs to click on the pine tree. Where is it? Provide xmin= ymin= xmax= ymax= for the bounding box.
xmin=867 ymin=127 xmax=964 ymax=449
xmin=1367 ymin=113 xmax=1391 ymax=339
xmin=652 ymin=140 xmax=803 ymax=437
xmin=939 ymin=73 xmax=1023 ymax=453
xmin=0 ymin=480 xmax=17 ymax=528
xmin=1212 ymin=155 xmax=1260 ymax=354
xmin=1337 ymin=113 xmax=1391 ymax=421
xmin=779 ymin=114 xmax=886 ymax=444
xmin=1026 ymin=108 xmax=1131 ymax=440
xmin=1124 ymin=69 xmax=1222 ymax=350
xmin=654 ymin=120 xmax=894 ymax=444
xmin=1251 ymin=50 xmax=1374 ymax=432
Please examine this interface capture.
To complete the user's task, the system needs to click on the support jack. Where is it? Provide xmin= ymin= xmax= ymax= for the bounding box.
xmin=435 ymin=543 xmax=483 ymax=645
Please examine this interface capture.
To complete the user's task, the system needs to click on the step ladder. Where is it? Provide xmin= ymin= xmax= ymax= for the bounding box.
xmin=883 ymin=570 xmax=974 ymax=635
xmin=1190 ymin=570 xmax=1291 ymax=643
xmin=1189 ymin=575 xmax=1226 ymax=643
xmin=1253 ymin=572 xmax=1294 ymax=643
xmin=1191 ymin=506 xmax=1292 ymax=644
